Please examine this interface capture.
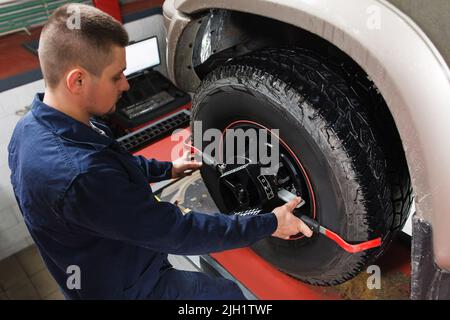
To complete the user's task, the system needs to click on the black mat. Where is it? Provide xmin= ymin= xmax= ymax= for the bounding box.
xmin=22 ymin=39 xmax=39 ymax=56
xmin=0 ymin=68 xmax=42 ymax=93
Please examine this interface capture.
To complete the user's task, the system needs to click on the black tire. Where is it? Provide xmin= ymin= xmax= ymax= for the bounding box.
xmin=320 ymin=46 xmax=414 ymax=256
xmin=191 ymin=48 xmax=411 ymax=285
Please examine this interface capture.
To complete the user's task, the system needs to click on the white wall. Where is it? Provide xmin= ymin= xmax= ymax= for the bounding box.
xmin=124 ymin=14 xmax=168 ymax=78
xmin=0 ymin=80 xmax=45 ymax=261
xmin=0 ymin=15 xmax=167 ymax=260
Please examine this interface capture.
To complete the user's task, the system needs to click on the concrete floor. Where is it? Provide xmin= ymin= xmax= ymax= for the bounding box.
xmin=0 ymin=245 xmax=63 ymax=300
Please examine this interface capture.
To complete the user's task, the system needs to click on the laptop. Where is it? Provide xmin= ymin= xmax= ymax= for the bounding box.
xmin=111 ymin=36 xmax=191 ymax=130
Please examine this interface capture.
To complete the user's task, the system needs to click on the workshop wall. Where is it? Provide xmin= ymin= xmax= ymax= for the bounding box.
xmin=0 ymin=80 xmax=43 ymax=261
xmin=0 ymin=13 xmax=167 ymax=261
xmin=125 ymin=14 xmax=168 ymax=78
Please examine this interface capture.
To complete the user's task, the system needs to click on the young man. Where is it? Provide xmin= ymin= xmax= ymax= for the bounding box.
xmin=8 ymin=4 xmax=312 ymax=299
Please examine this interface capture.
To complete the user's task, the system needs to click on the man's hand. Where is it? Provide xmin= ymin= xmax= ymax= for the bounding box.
xmin=171 ymin=150 xmax=203 ymax=179
xmin=272 ymin=197 xmax=313 ymax=240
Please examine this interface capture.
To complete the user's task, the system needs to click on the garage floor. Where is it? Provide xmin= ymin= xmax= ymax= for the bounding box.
xmin=0 ymin=245 xmax=63 ymax=300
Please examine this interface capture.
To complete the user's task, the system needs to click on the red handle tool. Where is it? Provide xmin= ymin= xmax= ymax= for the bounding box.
xmin=299 ymin=215 xmax=382 ymax=253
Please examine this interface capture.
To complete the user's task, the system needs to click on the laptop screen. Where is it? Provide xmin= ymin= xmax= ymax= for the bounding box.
xmin=124 ymin=36 xmax=160 ymax=77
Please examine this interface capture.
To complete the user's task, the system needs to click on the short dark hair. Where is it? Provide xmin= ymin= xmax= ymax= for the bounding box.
xmin=38 ymin=3 xmax=129 ymax=88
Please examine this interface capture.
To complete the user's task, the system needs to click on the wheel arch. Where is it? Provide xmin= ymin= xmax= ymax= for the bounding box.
xmin=164 ymin=0 xmax=450 ymax=269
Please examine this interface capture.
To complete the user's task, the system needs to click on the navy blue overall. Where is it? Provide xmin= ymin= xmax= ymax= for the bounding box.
xmin=8 ymin=94 xmax=277 ymax=299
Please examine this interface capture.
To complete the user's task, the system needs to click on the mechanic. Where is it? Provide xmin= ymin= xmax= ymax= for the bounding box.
xmin=8 ymin=4 xmax=312 ymax=300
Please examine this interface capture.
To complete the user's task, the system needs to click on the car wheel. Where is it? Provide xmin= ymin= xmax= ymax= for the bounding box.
xmin=191 ymin=48 xmax=411 ymax=285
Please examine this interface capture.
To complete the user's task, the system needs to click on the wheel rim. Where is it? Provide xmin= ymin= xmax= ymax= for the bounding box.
xmin=215 ymin=120 xmax=317 ymax=241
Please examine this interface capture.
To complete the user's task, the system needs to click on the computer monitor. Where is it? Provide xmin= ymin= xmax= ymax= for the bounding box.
xmin=124 ymin=36 xmax=160 ymax=77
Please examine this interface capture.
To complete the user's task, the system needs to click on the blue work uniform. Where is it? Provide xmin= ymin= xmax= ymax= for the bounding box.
xmin=8 ymin=94 xmax=277 ymax=299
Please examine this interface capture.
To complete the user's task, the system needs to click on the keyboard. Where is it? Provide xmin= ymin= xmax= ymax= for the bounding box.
xmin=117 ymin=109 xmax=191 ymax=153
xmin=120 ymin=91 xmax=175 ymax=120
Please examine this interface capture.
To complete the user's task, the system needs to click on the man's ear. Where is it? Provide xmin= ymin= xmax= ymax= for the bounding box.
xmin=66 ymin=68 xmax=85 ymax=94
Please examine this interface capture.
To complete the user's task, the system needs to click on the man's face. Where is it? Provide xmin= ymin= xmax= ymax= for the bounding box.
xmin=85 ymin=45 xmax=129 ymax=116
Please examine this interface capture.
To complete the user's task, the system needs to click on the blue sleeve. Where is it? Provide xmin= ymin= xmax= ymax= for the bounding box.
xmin=62 ymin=167 xmax=277 ymax=255
xmin=133 ymin=155 xmax=173 ymax=183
